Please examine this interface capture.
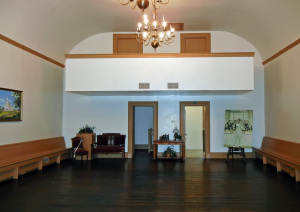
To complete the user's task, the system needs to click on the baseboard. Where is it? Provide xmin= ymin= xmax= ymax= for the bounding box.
xmin=135 ymin=145 xmax=148 ymax=149
xmin=210 ymin=152 xmax=254 ymax=159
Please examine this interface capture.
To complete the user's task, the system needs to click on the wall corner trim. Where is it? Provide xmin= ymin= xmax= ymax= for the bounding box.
xmin=263 ymin=38 xmax=300 ymax=66
xmin=0 ymin=34 xmax=65 ymax=68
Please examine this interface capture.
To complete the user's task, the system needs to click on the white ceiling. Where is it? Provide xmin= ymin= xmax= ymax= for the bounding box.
xmin=1 ymin=0 xmax=300 ymax=63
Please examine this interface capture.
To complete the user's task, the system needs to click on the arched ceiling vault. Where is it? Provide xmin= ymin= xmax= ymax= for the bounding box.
xmin=1 ymin=0 xmax=299 ymax=63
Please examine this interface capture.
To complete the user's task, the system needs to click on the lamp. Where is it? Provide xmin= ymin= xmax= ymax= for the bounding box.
xmin=136 ymin=5 xmax=175 ymax=51
xmin=119 ymin=0 xmax=170 ymax=11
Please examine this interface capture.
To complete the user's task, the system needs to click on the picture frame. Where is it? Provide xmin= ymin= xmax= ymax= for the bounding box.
xmin=224 ymin=110 xmax=253 ymax=148
xmin=0 ymin=87 xmax=23 ymax=122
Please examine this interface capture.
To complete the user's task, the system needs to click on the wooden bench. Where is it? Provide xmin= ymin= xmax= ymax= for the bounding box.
xmin=0 ymin=137 xmax=71 ymax=182
xmin=252 ymin=136 xmax=300 ymax=182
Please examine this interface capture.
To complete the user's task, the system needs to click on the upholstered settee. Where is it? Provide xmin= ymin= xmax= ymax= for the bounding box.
xmin=91 ymin=133 xmax=126 ymax=159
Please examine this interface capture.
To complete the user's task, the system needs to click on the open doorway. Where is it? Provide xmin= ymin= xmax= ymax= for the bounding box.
xmin=180 ymin=102 xmax=211 ymax=158
xmin=134 ymin=107 xmax=154 ymax=152
xmin=128 ymin=102 xmax=158 ymax=158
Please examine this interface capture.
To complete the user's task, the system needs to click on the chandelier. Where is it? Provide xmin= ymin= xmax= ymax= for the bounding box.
xmin=119 ymin=0 xmax=170 ymax=11
xmin=136 ymin=6 xmax=175 ymax=51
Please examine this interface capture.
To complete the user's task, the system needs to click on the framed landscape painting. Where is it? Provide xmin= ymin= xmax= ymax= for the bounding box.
xmin=0 ymin=87 xmax=22 ymax=122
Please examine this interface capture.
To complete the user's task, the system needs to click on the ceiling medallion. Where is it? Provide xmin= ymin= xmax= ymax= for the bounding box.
xmin=119 ymin=0 xmax=170 ymax=11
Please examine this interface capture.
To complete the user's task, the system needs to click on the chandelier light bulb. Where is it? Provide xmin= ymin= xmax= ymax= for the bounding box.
xmin=137 ymin=23 xmax=142 ymax=31
xmin=170 ymin=26 xmax=174 ymax=33
xmin=143 ymin=31 xmax=148 ymax=38
xmin=159 ymin=32 xmax=164 ymax=40
xmin=144 ymin=18 xmax=149 ymax=25
xmin=167 ymin=31 xmax=171 ymax=37
xmin=153 ymin=21 xmax=157 ymax=29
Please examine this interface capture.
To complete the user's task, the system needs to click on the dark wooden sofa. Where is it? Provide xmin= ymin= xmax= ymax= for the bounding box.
xmin=0 ymin=137 xmax=70 ymax=182
xmin=252 ymin=136 xmax=300 ymax=182
xmin=91 ymin=133 xmax=126 ymax=159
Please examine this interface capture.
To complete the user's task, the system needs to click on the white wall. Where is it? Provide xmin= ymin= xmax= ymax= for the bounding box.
xmin=63 ymin=31 xmax=265 ymax=153
xmin=265 ymin=44 xmax=300 ymax=143
xmin=65 ymin=57 xmax=254 ymax=92
xmin=134 ymin=107 xmax=153 ymax=145
xmin=0 ymin=40 xmax=64 ymax=145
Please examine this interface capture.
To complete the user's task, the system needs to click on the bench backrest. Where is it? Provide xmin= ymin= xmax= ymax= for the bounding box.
xmin=0 ymin=137 xmax=66 ymax=165
xmin=261 ymin=136 xmax=300 ymax=165
xmin=97 ymin=134 xmax=125 ymax=145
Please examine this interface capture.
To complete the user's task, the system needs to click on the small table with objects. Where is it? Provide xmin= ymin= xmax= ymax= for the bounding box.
xmin=153 ymin=140 xmax=185 ymax=161
xmin=226 ymin=146 xmax=247 ymax=164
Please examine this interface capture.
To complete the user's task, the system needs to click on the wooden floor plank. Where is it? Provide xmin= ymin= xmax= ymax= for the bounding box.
xmin=0 ymin=150 xmax=300 ymax=212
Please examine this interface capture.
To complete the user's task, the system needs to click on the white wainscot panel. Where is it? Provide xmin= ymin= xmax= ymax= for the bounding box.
xmin=65 ymin=57 xmax=254 ymax=92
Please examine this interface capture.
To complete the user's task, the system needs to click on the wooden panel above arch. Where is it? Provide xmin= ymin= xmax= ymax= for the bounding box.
xmin=113 ymin=34 xmax=143 ymax=53
xmin=180 ymin=33 xmax=211 ymax=53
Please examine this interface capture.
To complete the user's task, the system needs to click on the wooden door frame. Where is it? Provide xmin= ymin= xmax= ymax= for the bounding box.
xmin=128 ymin=102 xmax=158 ymax=158
xmin=180 ymin=101 xmax=211 ymax=158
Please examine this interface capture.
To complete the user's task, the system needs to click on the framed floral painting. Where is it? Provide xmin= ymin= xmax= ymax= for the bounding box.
xmin=0 ymin=87 xmax=22 ymax=122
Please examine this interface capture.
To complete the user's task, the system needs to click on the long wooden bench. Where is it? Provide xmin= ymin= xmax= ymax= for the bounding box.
xmin=0 ymin=137 xmax=71 ymax=182
xmin=252 ymin=136 xmax=300 ymax=182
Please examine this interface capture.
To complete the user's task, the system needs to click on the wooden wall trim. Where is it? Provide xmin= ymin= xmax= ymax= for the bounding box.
xmin=65 ymin=52 xmax=254 ymax=59
xmin=180 ymin=101 xmax=210 ymax=158
xmin=263 ymin=38 xmax=300 ymax=65
xmin=166 ymin=23 xmax=184 ymax=31
xmin=128 ymin=101 xmax=158 ymax=158
xmin=0 ymin=34 xmax=65 ymax=68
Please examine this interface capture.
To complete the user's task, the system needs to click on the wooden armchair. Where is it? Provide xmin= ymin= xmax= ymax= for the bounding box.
xmin=71 ymin=137 xmax=89 ymax=161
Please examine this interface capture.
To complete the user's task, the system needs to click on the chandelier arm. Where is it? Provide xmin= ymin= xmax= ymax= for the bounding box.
xmin=159 ymin=0 xmax=170 ymax=5
xmin=144 ymin=37 xmax=151 ymax=46
xmin=164 ymin=36 xmax=175 ymax=44
xmin=119 ymin=0 xmax=131 ymax=5
xmin=133 ymin=0 xmax=174 ymax=50
xmin=151 ymin=0 xmax=161 ymax=10
xmin=131 ymin=2 xmax=137 ymax=9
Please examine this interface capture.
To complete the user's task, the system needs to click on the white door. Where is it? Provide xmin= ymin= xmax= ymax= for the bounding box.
xmin=185 ymin=106 xmax=204 ymax=158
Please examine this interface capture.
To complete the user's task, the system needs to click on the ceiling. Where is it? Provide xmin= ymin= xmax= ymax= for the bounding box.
xmin=1 ymin=0 xmax=300 ymax=63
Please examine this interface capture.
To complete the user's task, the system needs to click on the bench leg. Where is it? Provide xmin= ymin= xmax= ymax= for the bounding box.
xmin=296 ymin=169 xmax=300 ymax=182
xmin=13 ymin=167 xmax=19 ymax=180
xmin=38 ymin=160 xmax=43 ymax=171
xmin=263 ymin=155 xmax=267 ymax=165
xmin=276 ymin=161 xmax=282 ymax=172
xmin=56 ymin=155 xmax=61 ymax=164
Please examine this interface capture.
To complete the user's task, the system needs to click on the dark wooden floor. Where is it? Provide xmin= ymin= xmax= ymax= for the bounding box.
xmin=1 ymin=150 xmax=300 ymax=212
